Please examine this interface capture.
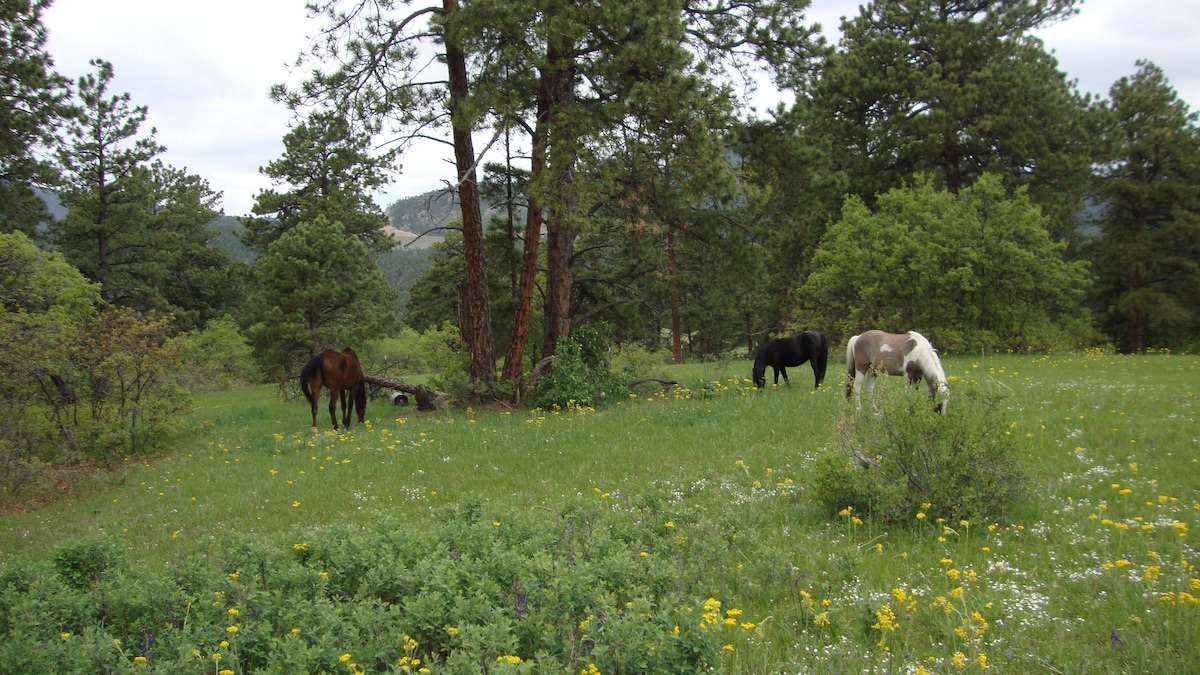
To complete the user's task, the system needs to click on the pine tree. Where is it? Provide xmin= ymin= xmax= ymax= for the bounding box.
xmin=52 ymin=59 xmax=166 ymax=306
xmin=0 ymin=0 xmax=72 ymax=236
xmin=52 ymin=60 xmax=245 ymax=327
xmin=242 ymin=110 xmax=397 ymax=256
xmin=813 ymin=0 xmax=1098 ymax=241
xmin=1088 ymin=62 xmax=1200 ymax=352
xmin=249 ymin=215 xmax=397 ymax=375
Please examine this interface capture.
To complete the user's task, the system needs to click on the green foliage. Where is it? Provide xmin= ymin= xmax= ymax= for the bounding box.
xmin=366 ymin=323 xmax=464 ymax=378
xmin=610 ymin=342 xmax=672 ymax=380
xmin=0 ymin=233 xmax=192 ymax=502
xmin=813 ymin=0 xmax=1097 ymax=240
xmin=3 ymin=504 xmax=727 ymax=673
xmin=732 ymin=105 xmax=847 ymax=337
xmin=52 ymin=59 xmax=163 ymax=297
xmin=242 ymin=110 xmax=397 ymax=256
xmin=248 ymin=215 xmax=397 ymax=377
xmin=797 ymin=174 xmax=1091 ymax=351
xmin=527 ymin=323 xmax=625 ymax=410
xmin=50 ymin=60 xmax=245 ymax=329
xmin=1086 ymin=61 xmax=1200 ymax=352
xmin=2 ymin=352 xmax=1199 ymax=672
xmin=404 ymin=231 xmax=464 ymax=334
xmin=813 ymin=384 xmax=1026 ymax=524
xmin=64 ymin=307 xmax=192 ymax=459
xmin=0 ymin=230 xmax=100 ymax=317
xmin=52 ymin=536 xmax=123 ymax=592
xmin=173 ymin=316 xmax=263 ymax=392
xmin=0 ymin=0 xmax=72 ymax=237
xmin=373 ymin=246 xmax=433 ymax=324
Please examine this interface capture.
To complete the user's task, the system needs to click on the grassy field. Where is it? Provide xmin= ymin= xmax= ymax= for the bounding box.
xmin=2 ymin=351 xmax=1197 ymax=673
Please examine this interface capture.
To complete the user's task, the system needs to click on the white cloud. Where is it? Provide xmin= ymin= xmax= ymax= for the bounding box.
xmin=41 ymin=0 xmax=1200 ymax=218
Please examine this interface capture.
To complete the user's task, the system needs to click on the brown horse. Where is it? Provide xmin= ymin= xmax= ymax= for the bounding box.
xmin=845 ymin=330 xmax=949 ymax=413
xmin=300 ymin=347 xmax=367 ymax=429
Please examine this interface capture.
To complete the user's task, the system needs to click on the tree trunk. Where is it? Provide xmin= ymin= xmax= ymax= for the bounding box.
xmin=667 ymin=230 xmax=682 ymax=364
xmin=501 ymin=70 xmax=550 ymax=385
xmin=1129 ymin=269 xmax=1146 ymax=353
xmin=543 ymin=194 xmax=576 ymax=358
xmin=444 ymin=0 xmax=495 ymax=390
xmin=540 ymin=46 xmax=578 ymax=359
xmin=362 ymin=374 xmax=444 ymax=411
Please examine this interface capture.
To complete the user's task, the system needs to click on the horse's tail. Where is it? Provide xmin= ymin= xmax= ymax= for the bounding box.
xmin=354 ymin=378 xmax=368 ymax=421
xmin=844 ymin=334 xmax=859 ymax=399
xmin=813 ymin=332 xmax=829 ymax=387
xmin=299 ymin=353 xmax=324 ymax=406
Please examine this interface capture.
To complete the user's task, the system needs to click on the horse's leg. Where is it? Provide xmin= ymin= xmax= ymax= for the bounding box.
xmin=328 ymin=386 xmax=340 ymax=429
xmin=864 ymin=372 xmax=880 ymax=412
xmin=310 ymin=380 xmax=321 ymax=428
xmin=340 ymin=388 xmax=351 ymax=428
xmin=852 ymin=371 xmax=865 ymax=409
xmin=780 ymin=367 xmax=789 ymax=386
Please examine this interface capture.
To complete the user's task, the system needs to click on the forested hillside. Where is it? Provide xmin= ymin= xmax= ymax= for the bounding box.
xmin=206 ymin=214 xmax=431 ymax=320
xmin=3 ymin=0 xmax=1199 ymax=413
xmin=384 ymin=188 xmax=495 ymax=242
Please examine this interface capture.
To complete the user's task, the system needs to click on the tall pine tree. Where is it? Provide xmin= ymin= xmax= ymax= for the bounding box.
xmin=0 ymin=0 xmax=72 ymax=237
xmin=242 ymin=109 xmax=397 ymax=256
xmin=52 ymin=60 xmax=245 ymax=328
xmin=1087 ymin=62 xmax=1200 ymax=352
xmin=813 ymin=0 xmax=1098 ymax=241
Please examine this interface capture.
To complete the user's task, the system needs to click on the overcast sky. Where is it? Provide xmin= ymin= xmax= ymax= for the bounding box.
xmin=41 ymin=0 xmax=1200 ymax=218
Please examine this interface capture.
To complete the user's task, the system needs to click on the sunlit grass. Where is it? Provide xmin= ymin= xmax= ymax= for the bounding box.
xmin=2 ymin=350 xmax=1197 ymax=672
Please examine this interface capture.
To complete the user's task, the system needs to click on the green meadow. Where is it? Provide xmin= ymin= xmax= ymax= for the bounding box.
xmin=1 ymin=351 xmax=1197 ymax=674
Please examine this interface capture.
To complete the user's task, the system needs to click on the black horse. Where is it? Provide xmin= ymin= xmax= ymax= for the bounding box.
xmin=752 ymin=331 xmax=829 ymax=389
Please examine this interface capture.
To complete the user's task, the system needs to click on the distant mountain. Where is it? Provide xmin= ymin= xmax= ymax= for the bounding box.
xmin=385 ymin=189 xmax=505 ymax=244
xmin=208 ymin=216 xmax=256 ymax=262
xmin=385 ymin=189 xmax=461 ymax=237
xmin=36 ymin=187 xmax=67 ymax=220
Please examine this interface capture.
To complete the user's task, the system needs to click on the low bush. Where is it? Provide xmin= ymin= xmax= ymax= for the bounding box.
xmin=527 ymin=323 xmax=625 ymax=410
xmin=1 ymin=502 xmax=737 ymax=674
xmin=52 ymin=536 xmax=123 ymax=592
xmin=174 ymin=315 xmax=263 ymax=391
xmin=812 ymin=383 xmax=1026 ymax=524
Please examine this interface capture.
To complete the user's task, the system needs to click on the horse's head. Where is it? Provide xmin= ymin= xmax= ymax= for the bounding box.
xmin=752 ymin=357 xmax=766 ymax=388
xmin=907 ymin=332 xmax=949 ymax=414
xmin=932 ymin=380 xmax=950 ymax=414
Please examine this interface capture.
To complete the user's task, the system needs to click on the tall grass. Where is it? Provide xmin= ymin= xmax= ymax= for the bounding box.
xmin=1 ymin=351 xmax=1197 ymax=673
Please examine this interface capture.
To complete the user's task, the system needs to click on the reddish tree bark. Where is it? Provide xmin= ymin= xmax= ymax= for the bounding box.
xmin=444 ymin=0 xmax=495 ymax=389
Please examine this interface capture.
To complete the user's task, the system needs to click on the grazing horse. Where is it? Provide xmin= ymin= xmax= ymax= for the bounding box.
xmin=300 ymin=347 xmax=367 ymax=429
xmin=753 ymin=330 xmax=829 ymax=389
xmin=845 ymin=330 xmax=949 ymax=413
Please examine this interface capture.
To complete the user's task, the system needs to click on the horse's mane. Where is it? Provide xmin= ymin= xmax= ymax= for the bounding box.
xmin=906 ymin=331 xmax=947 ymax=385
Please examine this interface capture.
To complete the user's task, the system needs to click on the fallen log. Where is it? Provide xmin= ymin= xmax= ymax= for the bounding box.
xmin=362 ymin=374 xmax=446 ymax=411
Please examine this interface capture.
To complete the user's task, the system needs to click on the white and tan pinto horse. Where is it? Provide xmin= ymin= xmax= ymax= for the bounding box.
xmin=845 ymin=330 xmax=949 ymax=413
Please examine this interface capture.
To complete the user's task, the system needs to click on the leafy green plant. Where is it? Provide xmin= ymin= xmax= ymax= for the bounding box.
xmin=813 ymin=383 xmax=1026 ymax=523
xmin=2 ymin=352 xmax=1198 ymax=674
xmin=173 ymin=315 xmax=263 ymax=391
xmin=527 ymin=323 xmax=625 ymax=409
xmin=53 ymin=536 xmax=122 ymax=591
